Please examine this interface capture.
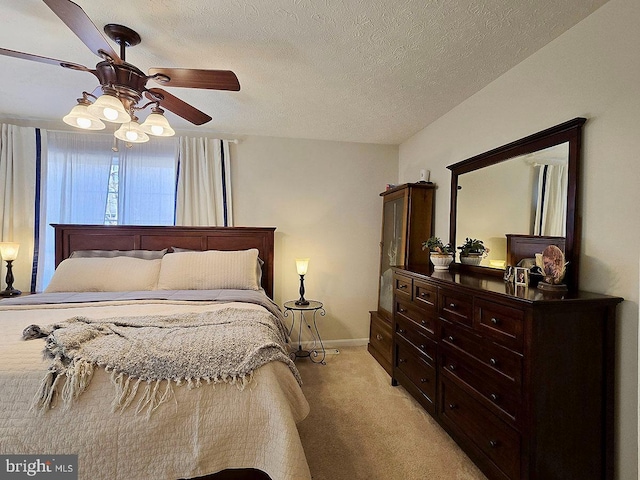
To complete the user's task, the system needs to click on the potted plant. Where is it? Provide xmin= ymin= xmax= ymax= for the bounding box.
xmin=457 ymin=237 xmax=489 ymax=266
xmin=422 ymin=236 xmax=454 ymax=270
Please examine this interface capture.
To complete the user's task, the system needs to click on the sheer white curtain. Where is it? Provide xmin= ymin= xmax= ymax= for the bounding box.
xmin=176 ymin=138 xmax=233 ymax=226
xmin=533 ymin=164 xmax=567 ymax=236
xmin=0 ymin=124 xmax=44 ymax=293
xmin=118 ymin=137 xmax=178 ymax=225
xmin=39 ymin=132 xmax=115 ymax=288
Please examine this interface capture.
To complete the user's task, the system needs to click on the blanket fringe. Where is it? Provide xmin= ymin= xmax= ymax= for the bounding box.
xmin=30 ymin=358 xmax=95 ymax=413
xmin=32 ymin=365 xmax=257 ymax=417
xmin=61 ymin=359 xmax=94 ymax=410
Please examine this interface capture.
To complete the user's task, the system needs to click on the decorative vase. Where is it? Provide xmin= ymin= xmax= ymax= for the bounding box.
xmin=459 ymin=253 xmax=483 ymax=266
xmin=430 ymin=253 xmax=453 ymax=270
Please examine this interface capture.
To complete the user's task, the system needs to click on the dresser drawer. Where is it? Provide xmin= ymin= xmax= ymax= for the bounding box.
xmin=440 ymin=348 xmax=521 ymax=425
xmin=369 ymin=313 xmax=392 ymax=360
xmin=413 ymin=279 xmax=437 ymax=313
xmin=396 ymin=339 xmax=436 ymax=403
xmin=396 ymin=298 xmax=437 ymax=338
xmin=439 ymin=288 xmax=473 ymax=327
xmin=393 ymin=273 xmax=412 ymax=300
xmin=440 ymin=378 xmax=521 ymax=480
xmin=396 ymin=315 xmax=437 ymax=364
xmin=475 ymin=298 xmax=524 ymax=352
xmin=441 ymin=319 xmax=523 ymax=387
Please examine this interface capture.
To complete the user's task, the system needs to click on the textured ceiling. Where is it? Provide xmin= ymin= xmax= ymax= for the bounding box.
xmin=0 ymin=0 xmax=609 ymax=144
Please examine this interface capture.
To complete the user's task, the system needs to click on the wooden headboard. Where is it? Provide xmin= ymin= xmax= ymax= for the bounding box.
xmin=506 ymin=234 xmax=566 ymax=267
xmin=53 ymin=224 xmax=276 ymax=298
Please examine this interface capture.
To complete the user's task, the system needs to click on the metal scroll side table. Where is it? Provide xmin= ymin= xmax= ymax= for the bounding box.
xmin=283 ymin=300 xmax=326 ymax=364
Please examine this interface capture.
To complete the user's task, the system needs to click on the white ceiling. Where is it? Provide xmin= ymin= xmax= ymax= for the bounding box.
xmin=0 ymin=0 xmax=609 ymax=145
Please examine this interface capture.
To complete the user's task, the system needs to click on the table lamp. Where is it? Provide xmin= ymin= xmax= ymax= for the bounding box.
xmin=295 ymin=258 xmax=310 ymax=305
xmin=0 ymin=242 xmax=21 ymax=297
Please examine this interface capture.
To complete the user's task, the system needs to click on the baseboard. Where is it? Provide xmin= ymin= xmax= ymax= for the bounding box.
xmin=296 ymin=338 xmax=369 ymax=350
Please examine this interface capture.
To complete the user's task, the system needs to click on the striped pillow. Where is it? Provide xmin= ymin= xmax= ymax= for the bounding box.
xmin=156 ymin=249 xmax=260 ymax=291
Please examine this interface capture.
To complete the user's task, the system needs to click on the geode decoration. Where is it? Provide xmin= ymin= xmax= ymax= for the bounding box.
xmin=538 ymin=245 xmax=568 ymax=292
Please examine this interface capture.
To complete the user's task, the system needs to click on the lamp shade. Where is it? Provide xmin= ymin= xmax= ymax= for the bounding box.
xmin=0 ymin=242 xmax=19 ymax=261
xmin=140 ymin=109 xmax=175 ymax=137
xmin=63 ymin=103 xmax=106 ymax=130
xmin=114 ymin=120 xmax=150 ymax=143
xmin=295 ymin=258 xmax=309 ymax=275
xmin=87 ymin=94 xmax=130 ymax=123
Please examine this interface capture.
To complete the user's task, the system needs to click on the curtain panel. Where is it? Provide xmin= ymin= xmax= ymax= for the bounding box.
xmin=118 ymin=137 xmax=179 ymax=225
xmin=176 ymin=138 xmax=233 ymax=226
xmin=533 ymin=164 xmax=567 ymax=236
xmin=0 ymin=124 xmax=44 ymax=293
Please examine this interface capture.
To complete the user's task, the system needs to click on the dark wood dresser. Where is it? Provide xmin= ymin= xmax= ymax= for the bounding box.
xmin=391 ymin=266 xmax=622 ymax=480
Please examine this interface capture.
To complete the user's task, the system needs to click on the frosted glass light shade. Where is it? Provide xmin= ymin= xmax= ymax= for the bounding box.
xmin=295 ymin=258 xmax=309 ymax=275
xmin=140 ymin=111 xmax=175 ymax=137
xmin=0 ymin=242 xmax=20 ymax=261
xmin=87 ymin=94 xmax=130 ymax=123
xmin=114 ymin=120 xmax=150 ymax=143
xmin=63 ymin=104 xmax=106 ymax=130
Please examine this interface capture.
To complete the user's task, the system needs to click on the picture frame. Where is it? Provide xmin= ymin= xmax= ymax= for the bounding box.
xmin=514 ymin=266 xmax=529 ymax=286
xmin=503 ymin=265 xmax=515 ymax=283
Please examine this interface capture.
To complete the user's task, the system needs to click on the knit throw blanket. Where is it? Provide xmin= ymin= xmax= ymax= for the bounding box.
xmin=23 ymin=307 xmax=300 ymax=416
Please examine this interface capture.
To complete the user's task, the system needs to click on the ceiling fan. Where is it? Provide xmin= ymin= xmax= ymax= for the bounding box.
xmin=0 ymin=0 xmax=240 ymax=142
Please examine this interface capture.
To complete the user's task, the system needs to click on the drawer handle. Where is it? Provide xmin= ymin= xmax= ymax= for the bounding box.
xmin=419 ymin=344 xmax=426 ymax=350
xmin=489 ymin=357 xmax=497 ymax=366
xmin=448 ymin=335 xmax=454 ymax=343
xmin=421 ymin=319 xmax=427 ymax=325
xmin=489 ymin=440 xmax=499 ymax=449
xmin=491 ymin=317 xmax=500 ymax=325
xmin=398 ymin=307 xmax=406 ymax=313
xmin=448 ymin=364 xmax=456 ymax=371
xmin=448 ymin=403 xmax=457 ymax=410
xmin=398 ymin=328 xmax=405 ymax=334
xmin=376 ymin=334 xmax=383 ymax=341
xmin=398 ymin=284 xmax=408 ymax=289
xmin=420 ymin=292 xmax=429 ymax=298
xmin=420 ymin=378 xmax=429 ymax=384
xmin=398 ymin=358 xmax=406 ymax=364
xmin=449 ymin=303 xmax=457 ymax=309
xmin=490 ymin=393 xmax=499 ymax=402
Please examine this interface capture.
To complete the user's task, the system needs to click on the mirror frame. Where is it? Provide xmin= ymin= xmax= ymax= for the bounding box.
xmin=447 ymin=117 xmax=586 ymax=291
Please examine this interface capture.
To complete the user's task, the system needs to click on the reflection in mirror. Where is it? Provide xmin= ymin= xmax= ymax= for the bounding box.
xmin=447 ymin=117 xmax=585 ymax=291
xmin=456 ymin=142 xmax=569 ymax=269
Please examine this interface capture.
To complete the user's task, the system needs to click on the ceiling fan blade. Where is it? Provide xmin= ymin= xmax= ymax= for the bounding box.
xmin=43 ymin=0 xmax=122 ymax=63
xmin=145 ymin=88 xmax=212 ymax=125
xmin=0 ymin=47 xmax=91 ymax=71
xmin=148 ymin=68 xmax=240 ymax=91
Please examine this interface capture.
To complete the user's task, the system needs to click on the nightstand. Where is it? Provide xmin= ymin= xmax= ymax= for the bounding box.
xmin=283 ymin=300 xmax=326 ymax=364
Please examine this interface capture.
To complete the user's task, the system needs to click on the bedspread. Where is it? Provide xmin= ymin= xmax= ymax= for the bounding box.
xmin=0 ymin=298 xmax=311 ymax=480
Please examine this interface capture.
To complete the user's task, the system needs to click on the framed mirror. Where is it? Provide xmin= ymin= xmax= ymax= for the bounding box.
xmin=447 ymin=117 xmax=586 ymax=291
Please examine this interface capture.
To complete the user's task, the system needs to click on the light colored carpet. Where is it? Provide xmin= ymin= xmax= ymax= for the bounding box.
xmin=296 ymin=346 xmax=488 ymax=480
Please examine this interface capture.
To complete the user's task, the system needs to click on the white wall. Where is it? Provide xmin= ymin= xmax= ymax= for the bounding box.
xmin=230 ymin=135 xmax=398 ymax=346
xmin=398 ymin=0 xmax=639 ymax=477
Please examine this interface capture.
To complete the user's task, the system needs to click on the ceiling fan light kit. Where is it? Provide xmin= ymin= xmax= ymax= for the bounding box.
xmin=140 ymin=107 xmax=175 ymax=137
xmin=86 ymin=91 xmax=131 ymax=123
xmin=62 ymin=96 xmax=106 ymax=130
xmin=114 ymin=117 xmax=150 ymax=144
xmin=1 ymin=0 xmax=241 ymax=144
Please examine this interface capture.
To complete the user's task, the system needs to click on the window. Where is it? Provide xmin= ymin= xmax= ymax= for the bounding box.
xmin=105 ymin=158 xmax=119 ymax=224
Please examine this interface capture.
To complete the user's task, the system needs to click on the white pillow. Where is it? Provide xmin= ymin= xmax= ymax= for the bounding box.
xmin=45 ymin=257 xmax=162 ymax=292
xmin=156 ymin=249 xmax=260 ymax=291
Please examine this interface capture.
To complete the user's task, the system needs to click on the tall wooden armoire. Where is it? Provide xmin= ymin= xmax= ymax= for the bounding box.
xmin=368 ymin=183 xmax=435 ymax=374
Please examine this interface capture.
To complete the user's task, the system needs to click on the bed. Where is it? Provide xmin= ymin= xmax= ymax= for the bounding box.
xmin=0 ymin=225 xmax=311 ymax=480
